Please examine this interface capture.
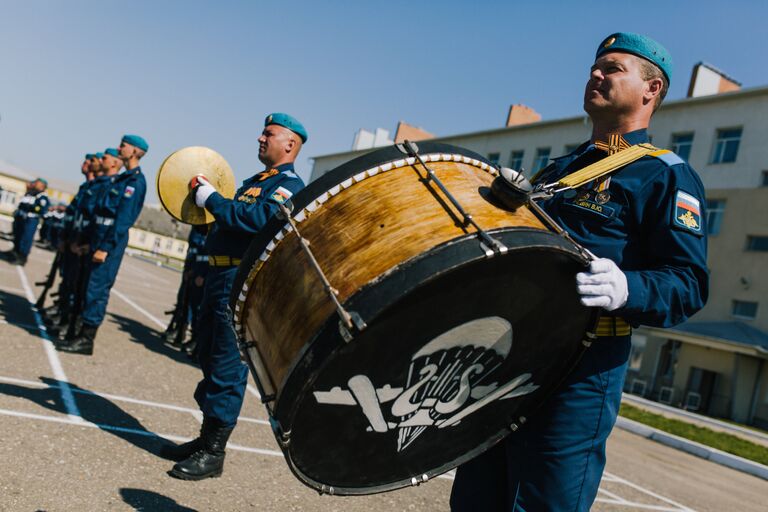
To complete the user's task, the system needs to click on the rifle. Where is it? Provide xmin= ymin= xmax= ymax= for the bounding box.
xmin=63 ymin=254 xmax=91 ymax=341
xmin=35 ymin=251 xmax=62 ymax=309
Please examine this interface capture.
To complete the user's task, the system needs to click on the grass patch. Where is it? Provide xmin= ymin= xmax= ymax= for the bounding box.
xmin=619 ymin=403 xmax=768 ymax=466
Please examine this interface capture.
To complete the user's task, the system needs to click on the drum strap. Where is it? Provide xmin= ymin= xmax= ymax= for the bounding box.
xmin=554 ymin=143 xmax=667 ymax=190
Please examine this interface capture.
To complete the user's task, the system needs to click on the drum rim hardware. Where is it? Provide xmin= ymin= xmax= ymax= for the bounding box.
xmin=397 ymin=140 xmax=508 ymax=257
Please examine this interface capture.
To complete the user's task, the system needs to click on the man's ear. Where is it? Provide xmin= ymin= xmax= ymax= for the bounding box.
xmin=645 ymin=77 xmax=663 ymax=103
xmin=285 ymin=137 xmax=296 ymax=153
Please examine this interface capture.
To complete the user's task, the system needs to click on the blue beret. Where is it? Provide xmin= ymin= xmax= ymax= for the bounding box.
xmin=122 ymin=134 xmax=149 ymax=152
xmin=37 ymin=178 xmax=48 ymax=186
xmin=596 ymin=32 xmax=672 ymax=83
xmin=95 ymin=152 xmax=105 ymax=159
xmin=265 ymin=113 xmax=307 ymax=143
xmin=104 ymin=148 xmax=120 ymax=158
xmin=85 ymin=153 xmax=96 ymax=160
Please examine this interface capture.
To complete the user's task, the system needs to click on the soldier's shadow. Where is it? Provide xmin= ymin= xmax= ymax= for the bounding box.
xmin=0 ymin=289 xmax=40 ymax=336
xmin=120 ymin=488 xmax=198 ymax=512
xmin=0 ymin=376 xmax=177 ymax=460
xmin=108 ymin=312 xmax=196 ymax=367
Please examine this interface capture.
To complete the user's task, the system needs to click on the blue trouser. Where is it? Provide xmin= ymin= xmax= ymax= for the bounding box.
xmin=193 ymin=266 xmax=248 ymax=428
xmin=13 ymin=218 xmax=38 ymax=256
xmin=450 ymin=335 xmax=631 ymax=512
xmin=81 ymin=237 xmax=128 ymax=327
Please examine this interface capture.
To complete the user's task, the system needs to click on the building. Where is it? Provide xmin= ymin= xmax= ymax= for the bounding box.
xmin=0 ymin=160 xmax=77 ymax=213
xmin=309 ymin=65 xmax=768 ymax=427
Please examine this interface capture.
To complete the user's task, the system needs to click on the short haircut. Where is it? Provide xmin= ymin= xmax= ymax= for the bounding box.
xmin=639 ymin=59 xmax=669 ymax=112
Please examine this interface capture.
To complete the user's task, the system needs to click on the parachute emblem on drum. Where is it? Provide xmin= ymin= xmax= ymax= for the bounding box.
xmin=312 ymin=316 xmax=540 ymax=453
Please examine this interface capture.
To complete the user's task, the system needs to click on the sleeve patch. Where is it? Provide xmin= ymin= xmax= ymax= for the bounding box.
xmin=124 ymin=186 xmax=135 ymax=198
xmin=271 ymin=186 xmax=293 ymax=204
xmin=673 ymin=190 xmax=703 ymax=234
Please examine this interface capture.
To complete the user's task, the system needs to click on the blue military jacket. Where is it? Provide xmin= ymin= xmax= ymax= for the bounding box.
xmin=92 ymin=167 xmax=147 ymax=253
xmin=76 ymin=175 xmax=112 ymax=239
xmin=204 ymin=163 xmax=305 ymax=259
xmin=15 ymin=191 xmax=49 ymax=219
xmin=533 ymin=129 xmax=708 ymax=328
xmin=185 ymin=227 xmax=209 ymax=276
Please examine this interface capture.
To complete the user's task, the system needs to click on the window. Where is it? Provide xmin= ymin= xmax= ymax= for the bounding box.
xmin=487 ymin=153 xmax=500 ymax=165
xmin=761 ymin=171 xmax=768 ymax=187
xmin=177 ymin=243 xmax=185 ymax=254
xmin=711 ymin=127 xmax=742 ymax=163
xmin=732 ymin=300 xmax=758 ymax=320
xmin=532 ymin=147 xmax=551 ymax=173
xmin=508 ymin=150 xmax=524 ymax=170
xmin=746 ymin=236 xmax=768 ymax=251
xmin=706 ymin=199 xmax=725 ymax=236
xmin=671 ymin=133 xmax=694 ymax=161
xmin=138 ymin=232 xmax=147 ymax=243
xmin=165 ymin=239 xmax=174 ymax=250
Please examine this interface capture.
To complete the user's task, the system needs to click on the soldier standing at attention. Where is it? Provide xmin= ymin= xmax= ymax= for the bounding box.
xmin=58 ymin=137 xmax=147 ymax=355
xmin=451 ymin=33 xmax=708 ymax=511
xmin=165 ymin=114 xmax=306 ymax=481
xmin=5 ymin=178 xmax=49 ymax=266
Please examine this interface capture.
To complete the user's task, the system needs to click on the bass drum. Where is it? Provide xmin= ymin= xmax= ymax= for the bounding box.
xmin=230 ymin=142 xmax=594 ymax=495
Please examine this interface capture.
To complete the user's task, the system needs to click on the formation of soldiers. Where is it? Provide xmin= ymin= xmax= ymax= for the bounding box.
xmin=12 ymin=135 xmax=151 ymax=356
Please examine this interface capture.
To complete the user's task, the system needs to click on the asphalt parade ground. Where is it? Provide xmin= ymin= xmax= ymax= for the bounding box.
xmin=1 ymin=229 xmax=766 ymax=510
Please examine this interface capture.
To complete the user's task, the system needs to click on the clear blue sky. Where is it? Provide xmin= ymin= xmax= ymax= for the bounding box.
xmin=1 ymin=0 xmax=766 ymax=203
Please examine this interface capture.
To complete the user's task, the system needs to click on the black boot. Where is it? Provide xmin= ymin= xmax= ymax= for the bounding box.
xmin=160 ymin=416 xmax=213 ymax=461
xmin=168 ymin=420 xmax=234 ymax=480
xmin=56 ymin=324 xmax=97 ymax=355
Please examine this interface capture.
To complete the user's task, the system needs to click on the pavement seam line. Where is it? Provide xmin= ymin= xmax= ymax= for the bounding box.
xmin=16 ymin=264 xmax=83 ymax=423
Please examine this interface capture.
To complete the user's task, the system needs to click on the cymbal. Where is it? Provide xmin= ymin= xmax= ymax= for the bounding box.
xmin=156 ymin=146 xmax=236 ymax=225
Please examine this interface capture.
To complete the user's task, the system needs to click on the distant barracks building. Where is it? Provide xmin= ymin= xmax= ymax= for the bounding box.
xmin=310 ymin=63 xmax=768 ymax=428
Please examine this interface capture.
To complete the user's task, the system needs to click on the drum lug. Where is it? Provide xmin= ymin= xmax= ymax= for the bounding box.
xmin=319 ymin=484 xmax=335 ymax=496
xmin=410 ymin=474 xmax=429 ymax=487
xmin=338 ymin=311 xmax=367 ymax=343
xmin=271 ymin=418 xmax=292 ymax=448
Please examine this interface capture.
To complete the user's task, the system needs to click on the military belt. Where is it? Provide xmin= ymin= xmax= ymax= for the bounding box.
xmin=95 ymin=216 xmax=115 ymax=226
xmin=18 ymin=212 xmax=39 ymax=218
xmin=195 ymin=255 xmax=209 ymax=262
xmin=596 ymin=316 xmax=631 ymax=337
xmin=208 ymin=255 xmax=241 ymax=267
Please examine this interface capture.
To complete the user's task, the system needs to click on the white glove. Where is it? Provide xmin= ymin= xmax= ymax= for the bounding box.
xmin=576 ymin=258 xmax=628 ymax=311
xmin=192 ymin=175 xmax=216 ymax=208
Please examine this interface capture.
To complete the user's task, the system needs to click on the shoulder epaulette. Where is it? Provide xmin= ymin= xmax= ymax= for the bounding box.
xmin=282 ymin=170 xmax=300 ymax=180
xmin=648 ymin=150 xmax=685 ymax=167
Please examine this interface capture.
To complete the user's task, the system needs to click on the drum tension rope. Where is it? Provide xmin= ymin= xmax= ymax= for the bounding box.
xmin=277 ymin=202 xmax=367 ymax=342
xmin=397 ymin=140 xmax=508 ymax=257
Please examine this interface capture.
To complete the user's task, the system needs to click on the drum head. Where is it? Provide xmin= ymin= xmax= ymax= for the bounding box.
xmin=274 ymin=228 xmax=592 ymax=495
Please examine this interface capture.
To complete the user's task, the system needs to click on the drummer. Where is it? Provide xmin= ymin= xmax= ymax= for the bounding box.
xmin=165 ymin=113 xmax=307 ymax=481
xmin=451 ymin=33 xmax=708 ymax=510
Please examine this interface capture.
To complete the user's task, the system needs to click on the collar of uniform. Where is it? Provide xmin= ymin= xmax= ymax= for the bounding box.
xmin=592 ymin=128 xmax=649 ymax=148
xmin=119 ymin=166 xmax=142 ymax=177
xmin=248 ymin=163 xmax=295 ymax=184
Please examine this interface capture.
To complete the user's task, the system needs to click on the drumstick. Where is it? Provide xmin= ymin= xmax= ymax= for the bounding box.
xmin=348 ymin=375 xmax=389 ymax=433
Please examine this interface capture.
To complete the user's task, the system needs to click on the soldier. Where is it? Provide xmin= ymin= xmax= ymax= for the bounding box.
xmin=165 ymin=113 xmax=306 ymax=481
xmin=5 ymin=178 xmax=49 ymax=266
xmin=58 ymin=138 xmax=146 ymax=355
xmin=45 ymin=153 xmax=107 ymax=334
xmin=450 ymin=33 xmax=709 ymax=511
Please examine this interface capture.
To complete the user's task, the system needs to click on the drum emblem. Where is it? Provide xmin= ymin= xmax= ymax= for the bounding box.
xmin=313 ymin=317 xmax=539 ymax=452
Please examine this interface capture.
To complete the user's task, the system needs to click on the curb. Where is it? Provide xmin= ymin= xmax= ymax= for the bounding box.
xmin=126 ymin=250 xmax=182 ymax=273
xmin=615 ymin=416 xmax=768 ymax=481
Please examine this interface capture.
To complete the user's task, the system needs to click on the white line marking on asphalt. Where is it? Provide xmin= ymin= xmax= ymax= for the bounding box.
xmin=16 ymin=265 xmax=83 ymax=423
xmin=0 ymin=285 xmax=27 ymax=295
xmin=598 ymin=471 xmax=695 ymax=512
xmin=113 ymin=283 xmax=264 ymax=402
xmin=0 ymin=374 xmax=269 ymax=425
xmin=112 ymin=288 xmax=166 ymax=328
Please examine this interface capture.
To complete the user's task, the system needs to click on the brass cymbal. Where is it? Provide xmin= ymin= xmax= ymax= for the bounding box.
xmin=156 ymin=146 xmax=236 ymax=225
